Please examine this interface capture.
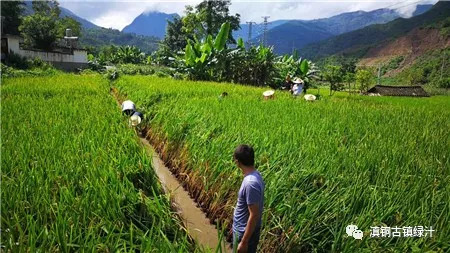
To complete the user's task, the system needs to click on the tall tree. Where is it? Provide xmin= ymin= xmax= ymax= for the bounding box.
xmin=183 ymin=0 xmax=240 ymax=43
xmin=1 ymin=1 xmax=25 ymax=35
xmin=163 ymin=17 xmax=189 ymax=53
xmin=20 ymin=14 xmax=58 ymax=50
xmin=32 ymin=0 xmax=60 ymax=17
xmin=58 ymin=17 xmax=81 ymax=37
xmin=323 ymin=64 xmax=344 ymax=95
xmin=355 ymin=68 xmax=375 ymax=92
xmin=19 ymin=0 xmax=80 ymax=50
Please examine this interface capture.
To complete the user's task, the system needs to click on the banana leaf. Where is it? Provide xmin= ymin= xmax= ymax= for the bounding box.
xmin=237 ymin=38 xmax=245 ymax=49
xmin=214 ymin=22 xmax=230 ymax=51
xmin=185 ymin=42 xmax=195 ymax=66
xmin=300 ymin=59 xmax=309 ymax=76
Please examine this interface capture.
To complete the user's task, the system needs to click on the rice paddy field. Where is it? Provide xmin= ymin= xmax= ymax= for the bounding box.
xmin=115 ymin=75 xmax=450 ymax=252
xmin=1 ymin=74 xmax=202 ymax=252
xmin=1 ymin=73 xmax=449 ymax=252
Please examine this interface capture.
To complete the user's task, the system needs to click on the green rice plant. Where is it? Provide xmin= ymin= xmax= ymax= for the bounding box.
xmin=1 ymin=74 xmax=202 ymax=252
xmin=115 ymin=75 xmax=450 ymax=252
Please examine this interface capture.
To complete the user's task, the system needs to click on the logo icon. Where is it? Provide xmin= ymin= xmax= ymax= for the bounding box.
xmin=352 ymin=229 xmax=363 ymax=240
xmin=346 ymin=224 xmax=364 ymax=240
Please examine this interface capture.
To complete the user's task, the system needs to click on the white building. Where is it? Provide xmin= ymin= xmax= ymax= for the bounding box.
xmin=1 ymin=34 xmax=88 ymax=71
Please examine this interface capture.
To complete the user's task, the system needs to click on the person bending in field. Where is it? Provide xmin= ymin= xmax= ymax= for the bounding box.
xmin=283 ymin=75 xmax=294 ymax=92
xmin=233 ymin=145 xmax=265 ymax=253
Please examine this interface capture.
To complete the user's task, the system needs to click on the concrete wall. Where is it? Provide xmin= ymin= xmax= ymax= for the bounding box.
xmin=18 ymin=49 xmax=87 ymax=63
xmin=7 ymin=36 xmax=20 ymax=53
xmin=5 ymin=35 xmax=88 ymax=71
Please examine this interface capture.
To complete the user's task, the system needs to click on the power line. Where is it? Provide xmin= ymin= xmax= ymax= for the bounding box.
xmin=385 ymin=0 xmax=424 ymax=11
xmin=382 ymin=0 xmax=414 ymax=10
xmin=261 ymin=16 xmax=270 ymax=46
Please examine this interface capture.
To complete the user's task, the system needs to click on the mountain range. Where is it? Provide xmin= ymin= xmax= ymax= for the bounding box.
xmin=22 ymin=1 xmax=443 ymax=58
xmin=23 ymin=1 xmax=99 ymax=29
xmin=247 ymin=5 xmax=432 ymax=54
xmin=299 ymin=1 xmax=450 ymax=60
xmin=120 ymin=4 xmax=432 ymax=55
xmin=122 ymin=12 xmax=179 ymax=38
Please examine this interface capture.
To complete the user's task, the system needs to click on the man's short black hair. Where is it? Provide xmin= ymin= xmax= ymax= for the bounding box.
xmin=234 ymin=144 xmax=255 ymax=166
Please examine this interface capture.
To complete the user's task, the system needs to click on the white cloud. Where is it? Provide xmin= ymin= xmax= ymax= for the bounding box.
xmin=59 ymin=0 xmax=439 ymax=30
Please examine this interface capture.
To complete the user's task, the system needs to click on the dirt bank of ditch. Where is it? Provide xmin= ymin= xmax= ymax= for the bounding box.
xmin=139 ymin=136 xmax=230 ymax=252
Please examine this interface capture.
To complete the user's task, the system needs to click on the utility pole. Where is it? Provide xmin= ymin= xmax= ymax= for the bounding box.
xmin=261 ymin=16 xmax=270 ymax=46
xmin=246 ymin=21 xmax=256 ymax=47
xmin=377 ymin=65 xmax=381 ymax=85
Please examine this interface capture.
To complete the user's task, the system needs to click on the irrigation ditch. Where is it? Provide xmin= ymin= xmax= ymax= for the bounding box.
xmin=111 ymin=87 xmax=231 ymax=252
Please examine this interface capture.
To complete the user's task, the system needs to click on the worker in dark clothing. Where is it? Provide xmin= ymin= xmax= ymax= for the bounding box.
xmin=282 ymin=75 xmax=294 ymax=92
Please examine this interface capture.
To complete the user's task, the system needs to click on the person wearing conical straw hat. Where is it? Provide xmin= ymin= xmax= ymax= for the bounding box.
xmin=292 ymin=78 xmax=304 ymax=97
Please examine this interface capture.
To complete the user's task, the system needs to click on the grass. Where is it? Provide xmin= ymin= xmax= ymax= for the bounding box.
xmin=1 ymin=74 xmax=202 ymax=252
xmin=115 ymin=75 xmax=449 ymax=252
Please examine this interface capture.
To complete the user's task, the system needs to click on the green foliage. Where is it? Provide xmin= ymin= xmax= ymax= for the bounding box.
xmin=275 ymin=55 xmax=319 ymax=91
xmin=214 ymin=22 xmax=231 ymax=50
xmin=20 ymin=14 xmax=59 ymax=50
xmin=224 ymin=44 xmax=277 ymax=86
xmin=19 ymin=0 xmax=81 ymax=51
xmin=3 ymin=51 xmax=30 ymax=69
xmin=1 ymin=0 xmax=25 ymax=35
xmin=381 ymin=56 xmax=404 ymax=75
xmin=146 ymin=55 xmax=153 ymax=65
xmin=322 ymin=64 xmax=344 ymax=95
xmin=178 ymin=22 xmax=277 ymax=86
xmin=158 ymin=0 xmax=240 ymax=63
xmin=115 ymin=46 xmax=146 ymax=64
xmin=32 ymin=0 xmax=61 ymax=16
xmin=116 ymin=64 xmax=171 ymax=76
xmin=92 ymin=45 xmax=146 ymax=65
xmin=105 ymin=68 xmax=119 ymax=80
xmin=237 ymin=37 xmax=244 ymax=48
xmin=57 ymin=16 xmax=81 ymax=37
xmin=319 ymin=55 xmax=357 ymax=74
xmin=80 ymin=28 xmax=159 ymax=54
xmin=156 ymin=16 xmax=190 ymax=65
xmin=396 ymin=48 xmax=449 ymax=88
xmin=161 ymin=17 xmax=189 ymax=54
xmin=355 ymin=68 xmax=375 ymax=92
xmin=179 ymin=22 xmax=230 ymax=80
xmin=2 ymin=51 xmax=55 ymax=73
xmin=116 ymin=75 xmax=450 ymax=253
xmin=183 ymin=0 xmax=240 ymax=43
xmin=176 ymin=20 xmax=324 ymax=88
xmin=439 ymin=17 xmax=450 ymax=38
xmin=343 ymin=72 xmax=355 ymax=83
xmin=1 ymin=74 xmax=199 ymax=251
xmin=1 ymin=61 xmax=59 ymax=78
xmin=300 ymin=1 xmax=450 ymax=59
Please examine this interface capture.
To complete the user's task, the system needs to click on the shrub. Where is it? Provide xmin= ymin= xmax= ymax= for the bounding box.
xmin=105 ymin=68 xmax=119 ymax=81
xmin=355 ymin=68 xmax=376 ymax=92
xmin=4 ymin=51 xmax=30 ymax=69
xmin=381 ymin=55 xmax=404 ymax=75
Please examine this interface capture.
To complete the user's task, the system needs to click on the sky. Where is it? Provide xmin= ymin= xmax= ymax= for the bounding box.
xmin=59 ymin=0 xmax=439 ymax=30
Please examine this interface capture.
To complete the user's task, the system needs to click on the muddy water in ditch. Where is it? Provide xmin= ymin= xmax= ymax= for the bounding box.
xmin=139 ymin=138 xmax=231 ymax=252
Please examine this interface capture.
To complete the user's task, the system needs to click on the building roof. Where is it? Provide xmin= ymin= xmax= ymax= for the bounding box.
xmin=367 ymin=85 xmax=429 ymax=97
xmin=2 ymin=34 xmax=23 ymax=39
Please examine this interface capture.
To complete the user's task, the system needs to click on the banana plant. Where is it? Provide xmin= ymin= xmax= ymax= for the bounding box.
xmin=275 ymin=54 xmax=319 ymax=91
xmin=277 ymin=55 xmax=318 ymax=80
xmin=181 ymin=22 xmax=231 ymax=80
